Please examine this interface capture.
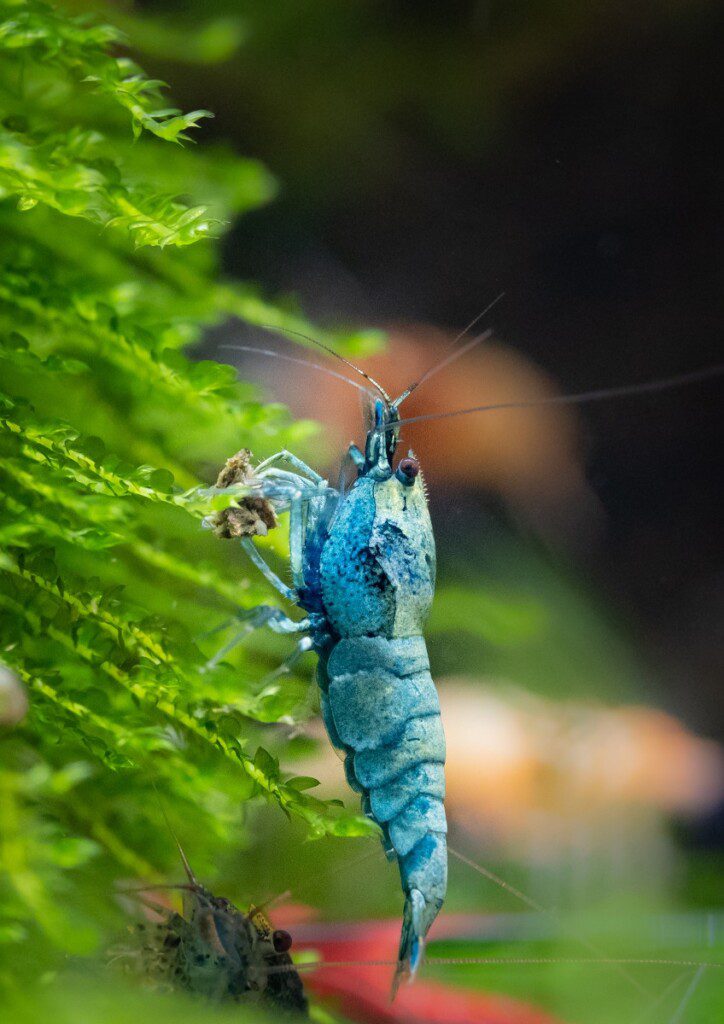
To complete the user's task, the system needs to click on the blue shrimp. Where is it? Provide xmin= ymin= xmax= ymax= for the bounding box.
xmin=203 ymin=338 xmax=724 ymax=995
xmin=208 ymin=388 xmax=445 ymax=991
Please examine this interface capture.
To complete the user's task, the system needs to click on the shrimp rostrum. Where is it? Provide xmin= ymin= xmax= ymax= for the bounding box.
xmin=207 ymin=379 xmax=445 ymax=991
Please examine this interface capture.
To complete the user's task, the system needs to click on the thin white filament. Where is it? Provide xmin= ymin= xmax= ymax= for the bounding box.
xmin=393 ymin=292 xmax=505 ymax=408
xmin=256 ymin=323 xmax=391 ymax=404
xmin=219 ymin=344 xmax=375 ymax=397
xmin=269 ymin=956 xmax=724 ymax=974
xmin=448 ymin=845 xmax=649 ymax=995
xmin=392 ymin=329 xmax=493 ymax=409
xmin=449 ymin=846 xmax=544 ymax=912
xmin=632 ymin=972 xmax=693 ymax=1024
xmin=668 ymin=966 xmax=707 ymax=1024
xmin=389 ymin=362 xmax=724 ymax=431
xmin=257 ymin=844 xmax=380 ymax=914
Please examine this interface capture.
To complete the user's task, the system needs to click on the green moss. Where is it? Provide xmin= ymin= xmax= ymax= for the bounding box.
xmin=0 ymin=0 xmax=375 ymax=995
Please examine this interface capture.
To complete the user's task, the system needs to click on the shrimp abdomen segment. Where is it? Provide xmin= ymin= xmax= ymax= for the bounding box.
xmin=321 ymin=634 xmax=447 ymax=975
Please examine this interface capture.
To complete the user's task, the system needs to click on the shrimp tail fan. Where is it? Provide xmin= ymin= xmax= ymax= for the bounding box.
xmin=392 ymin=887 xmax=426 ymax=998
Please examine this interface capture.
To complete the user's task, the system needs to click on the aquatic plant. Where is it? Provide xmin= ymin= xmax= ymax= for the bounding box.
xmin=0 ymin=0 xmax=376 ymax=995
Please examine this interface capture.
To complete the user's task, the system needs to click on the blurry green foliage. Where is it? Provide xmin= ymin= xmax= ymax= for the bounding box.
xmin=0 ymin=0 xmax=377 ymax=1000
xmin=5 ymin=974 xmax=286 ymax=1024
xmin=430 ymin=536 xmax=643 ymax=701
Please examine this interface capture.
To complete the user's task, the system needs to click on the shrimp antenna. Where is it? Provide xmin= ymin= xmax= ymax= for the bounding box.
xmin=219 ymin=344 xmax=375 ymax=397
xmin=253 ymin=844 xmax=380 ymax=919
xmin=388 ymin=361 xmax=724 ymax=431
xmin=448 ymin=845 xmax=649 ymax=995
xmin=249 ymin=889 xmax=293 ymax=916
xmin=273 ymin=955 xmax=723 ymax=974
xmin=151 ymin=781 xmax=199 ymax=887
xmin=257 ymin=323 xmax=392 ymax=405
xmin=392 ymin=292 xmax=505 ymax=409
xmin=117 ymin=883 xmax=195 ymax=894
xmin=392 ymin=328 xmax=494 ymax=411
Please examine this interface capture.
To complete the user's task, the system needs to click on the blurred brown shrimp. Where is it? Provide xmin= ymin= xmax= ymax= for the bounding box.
xmin=115 ymin=842 xmax=307 ymax=1016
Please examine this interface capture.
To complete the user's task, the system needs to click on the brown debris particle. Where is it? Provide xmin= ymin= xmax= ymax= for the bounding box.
xmin=208 ymin=449 xmax=277 ymax=539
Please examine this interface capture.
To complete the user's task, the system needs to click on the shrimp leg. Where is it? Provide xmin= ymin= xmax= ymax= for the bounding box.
xmin=205 ymin=606 xmax=311 ymax=669
xmin=255 ymin=449 xmax=324 ymax=483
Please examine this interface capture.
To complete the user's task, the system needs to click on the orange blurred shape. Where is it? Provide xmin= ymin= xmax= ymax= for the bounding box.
xmin=299 ymin=684 xmax=722 ymax=848
xmin=441 ymin=682 xmax=723 ymax=838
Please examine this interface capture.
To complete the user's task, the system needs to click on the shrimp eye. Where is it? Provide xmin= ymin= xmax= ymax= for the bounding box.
xmin=396 ymin=457 xmax=419 ymax=485
xmin=272 ymin=929 xmax=292 ymax=953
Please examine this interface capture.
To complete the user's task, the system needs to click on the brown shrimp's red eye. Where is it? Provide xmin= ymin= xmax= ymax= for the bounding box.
xmin=396 ymin=457 xmax=419 ymax=485
xmin=273 ymin=929 xmax=292 ymax=953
